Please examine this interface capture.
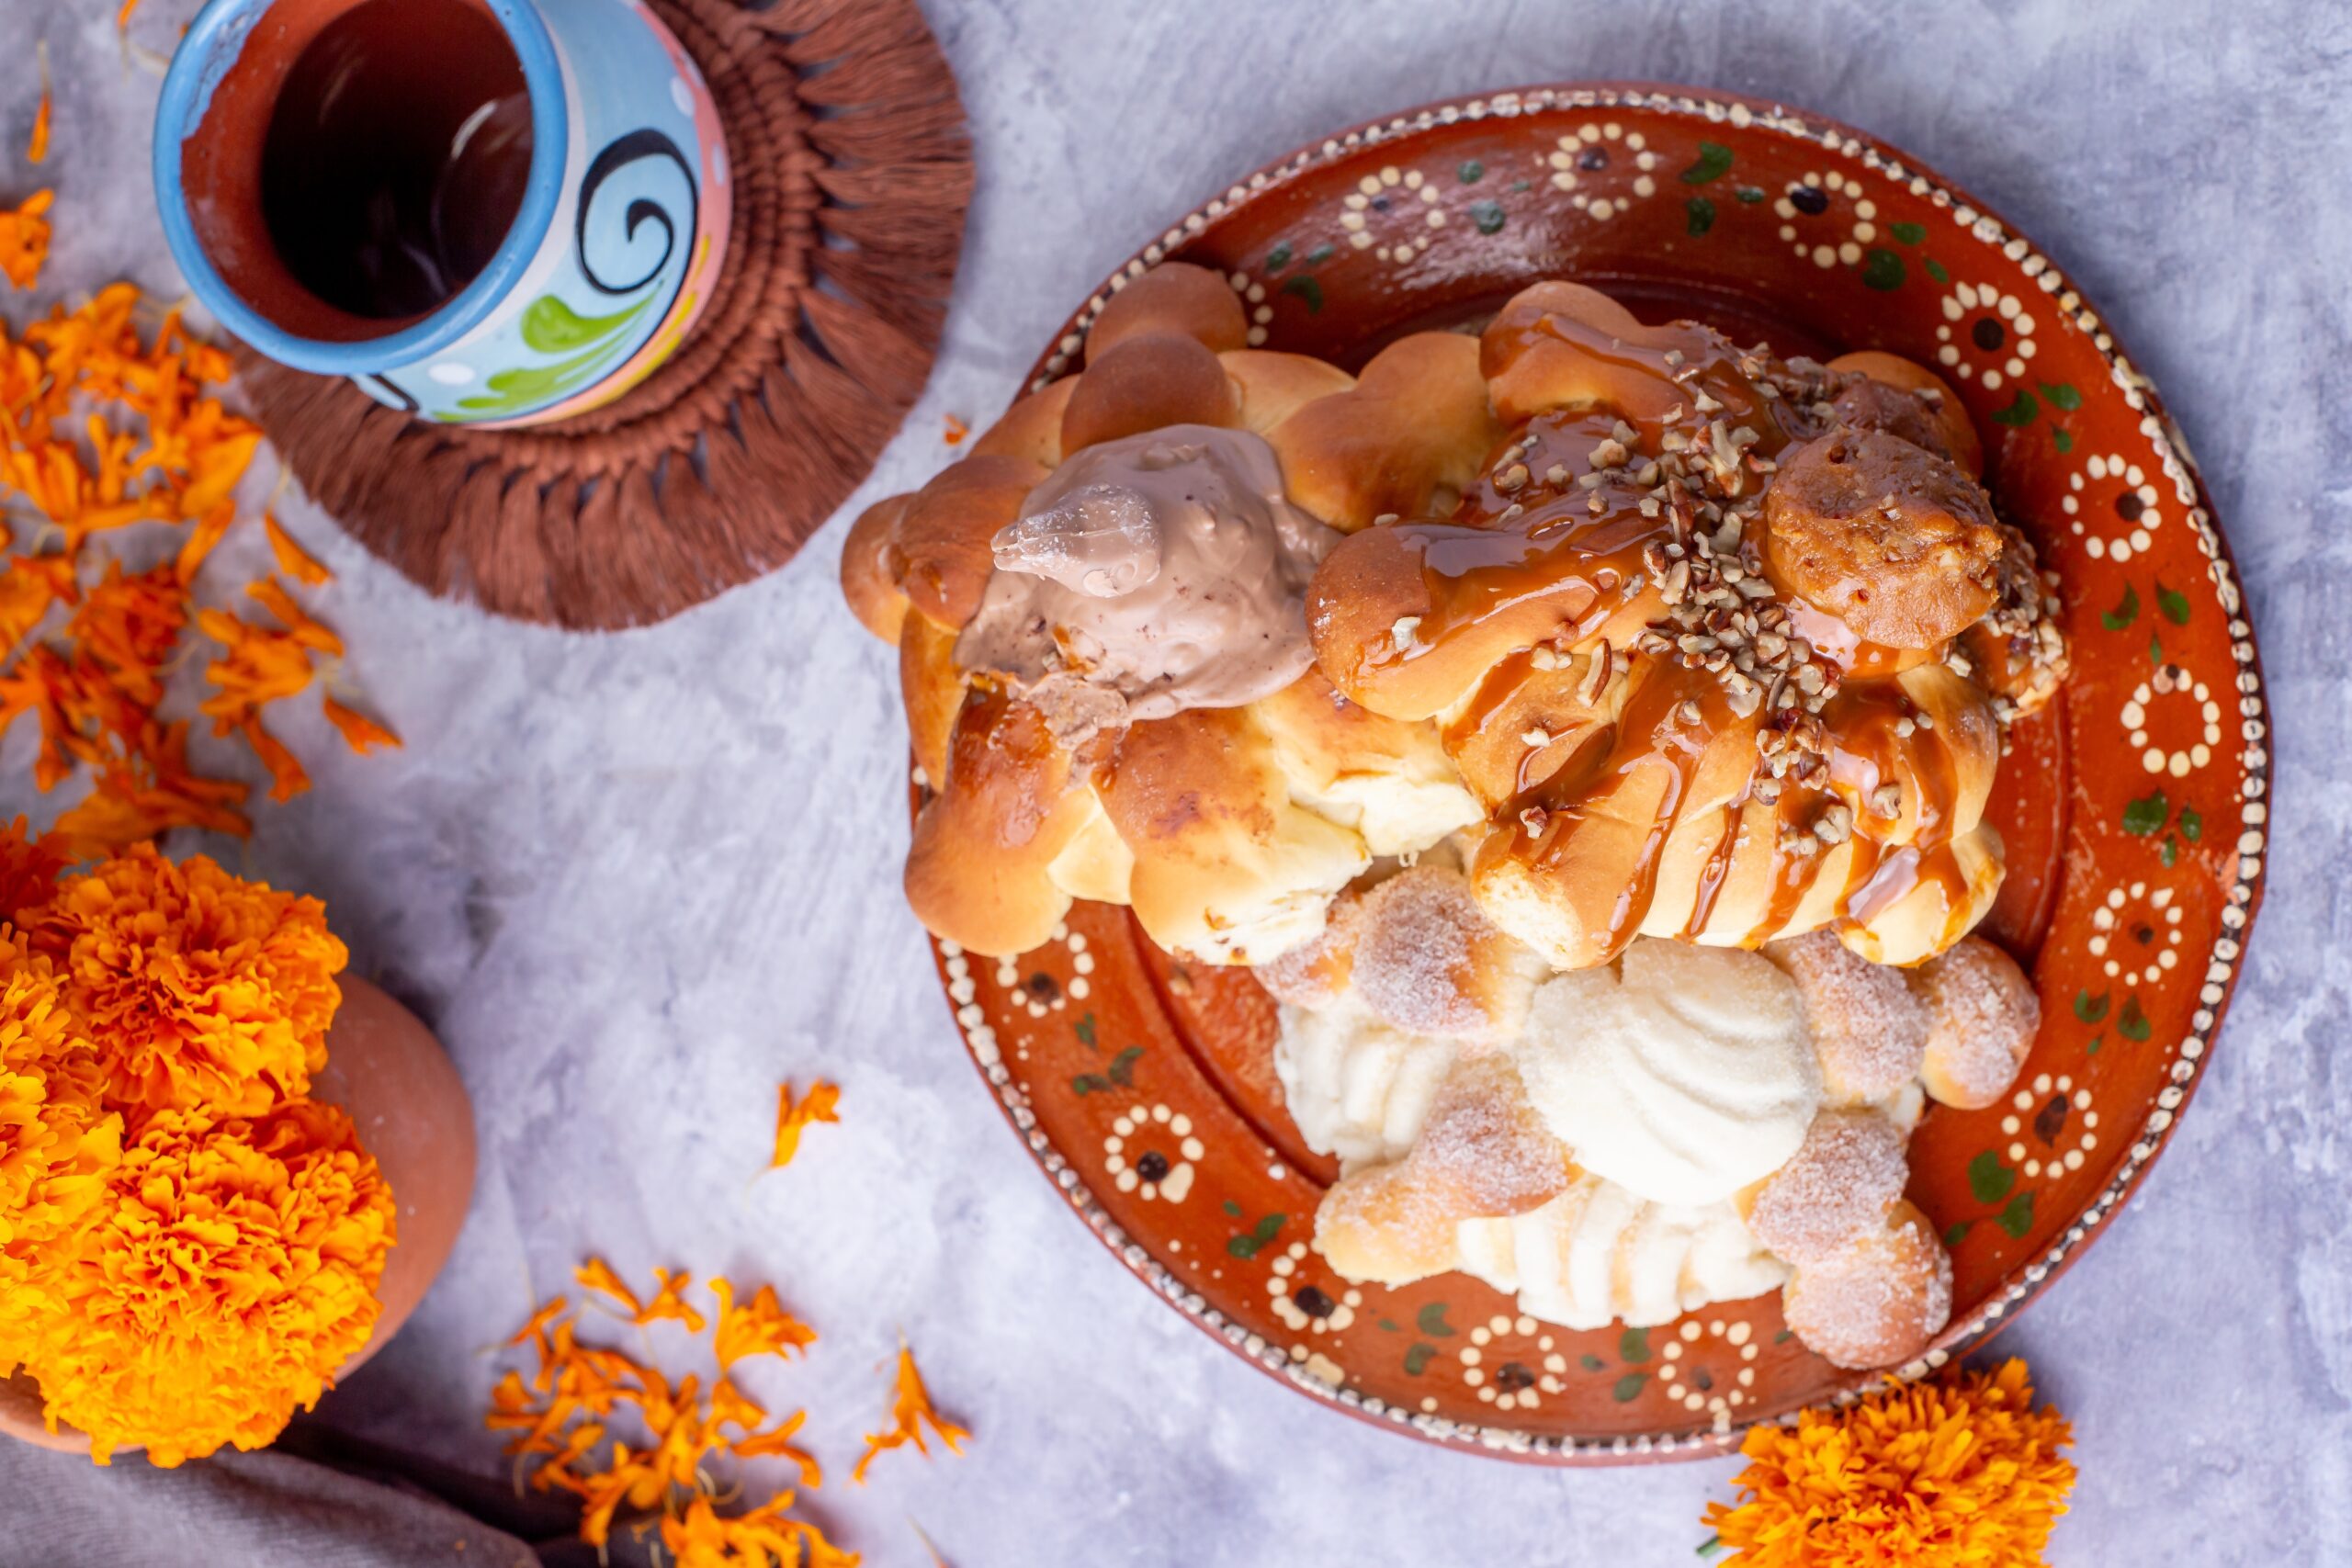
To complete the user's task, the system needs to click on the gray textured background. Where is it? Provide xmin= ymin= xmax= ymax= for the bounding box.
xmin=3 ymin=0 xmax=2346 ymax=1562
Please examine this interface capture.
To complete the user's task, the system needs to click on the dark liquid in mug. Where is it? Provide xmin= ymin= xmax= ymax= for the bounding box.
xmin=260 ymin=0 xmax=533 ymax=320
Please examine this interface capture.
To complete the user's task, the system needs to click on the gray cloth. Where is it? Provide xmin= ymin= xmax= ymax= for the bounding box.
xmin=0 ymin=1438 xmax=539 ymax=1568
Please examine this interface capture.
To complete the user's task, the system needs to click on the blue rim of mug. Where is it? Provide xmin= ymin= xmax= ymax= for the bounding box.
xmin=151 ymin=0 xmax=569 ymax=375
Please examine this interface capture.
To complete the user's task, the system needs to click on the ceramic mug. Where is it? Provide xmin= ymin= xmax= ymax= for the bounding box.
xmin=153 ymin=0 xmax=729 ymax=427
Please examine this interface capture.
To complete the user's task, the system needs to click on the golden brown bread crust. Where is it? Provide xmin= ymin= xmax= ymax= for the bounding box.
xmin=968 ymin=378 xmax=1074 ymax=467
xmin=1222 ymin=349 xmax=1357 ymax=435
xmin=899 ymin=612 xmax=963 ymax=786
xmin=1760 ymin=428 xmax=2003 ymax=650
xmin=904 ymin=690 xmax=1092 ymax=955
xmin=891 ymin=454 xmax=1046 ymax=630
xmin=841 ymin=493 xmax=910 ymax=644
xmin=1059 ymin=333 xmax=1238 ymax=452
xmin=1266 ymin=332 xmax=1502 ymax=533
xmin=1084 ymin=261 xmax=1249 ymax=360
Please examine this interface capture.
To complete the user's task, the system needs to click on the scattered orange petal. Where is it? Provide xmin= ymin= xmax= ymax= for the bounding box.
xmin=262 ymin=514 xmax=332 ymax=586
xmin=942 ymin=413 xmax=967 ymax=446
xmin=852 ymin=1345 xmax=967 ymax=1485
xmin=28 ymin=57 xmax=50 ymax=167
xmin=572 ymin=1258 xmax=642 ymax=1317
xmin=322 ymin=697 xmax=401 ymax=754
xmin=116 ymin=0 xmax=140 ymax=30
xmin=636 ymin=1268 xmax=707 ymax=1334
xmin=239 ymin=714 xmax=310 ymax=803
xmin=0 ymin=189 xmax=53 ymax=290
xmin=729 ymin=1408 xmax=822 ymax=1490
xmin=711 ymin=1278 xmax=815 ymax=1370
xmin=770 ymin=1078 xmax=840 ymax=1170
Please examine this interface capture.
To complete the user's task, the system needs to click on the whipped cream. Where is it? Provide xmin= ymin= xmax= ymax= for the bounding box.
xmin=954 ymin=425 xmax=1338 ymax=739
xmin=1515 ymin=942 xmax=1821 ymax=1206
xmin=1456 ymin=1177 xmax=1787 ymax=1330
xmin=1272 ymin=1002 xmax=1457 ymax=1169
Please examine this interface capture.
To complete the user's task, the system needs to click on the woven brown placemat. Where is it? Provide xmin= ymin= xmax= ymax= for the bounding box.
xmin=233 ymin=0 xmax=971 ymax=630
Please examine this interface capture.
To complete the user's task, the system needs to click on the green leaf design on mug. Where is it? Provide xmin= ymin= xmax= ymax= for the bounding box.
xmin=522 ymin=293 xmax=651 ymax=354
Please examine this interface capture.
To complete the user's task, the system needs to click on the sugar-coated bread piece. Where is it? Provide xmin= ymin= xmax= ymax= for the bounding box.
xmin=1272 ymin=1000 xmax=1458 ymax=1168
xmin=841 ymin=493 xmax=910 ymax=643
xmin=1254 ymin=884 xmax=1364 ymax=1011
xmin=891 ymin=453 xmax=1046 ymax=631
xmin=1084 ymin=262 xmax=1249 ymax=361
xmin=1315 ymin=1055 xmax=1573 ymax=1286
xmin=1741 ymin=1109 xmax=1910 ymax=1266
xmin=1825 ymin=351 xmax=1983 ymax=477
xmin=1760 ymin=428 xmax=2004 ymax=650
xmin=1346 ymin=865 xmax=1549 ymax=1046
xmin=1266 ymin=332 xmax=1502 ymax=533
xmin=1770 ymin=929 xmax=1931 ymax=1105
xmin=903 ymin=691 xmax=1092 ymax=956
xmin=1222 ymin=350 xmax=1356 ymax=435
xmin=1910 ymin=936 xmax=2041 ymax=1109
xmin=967 ymin=378 xmax=1075 ymax=468
xmin=1059 ymin=333 xmax=1238 ymax=453
xmin=1781 ymin=1200 xmax=1952 ymax=1370
xmin=1091 ymin=705 xmax=1368 ymax=965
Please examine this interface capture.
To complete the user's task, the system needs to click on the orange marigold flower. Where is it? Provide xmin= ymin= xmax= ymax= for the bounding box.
xmin=1702 ymin=1358 xmax=2076 ymax=1567
xmin=0 ymin=190 xmax=51 ymax=291
xmin=0 ymin=554 xmax=77 ymax=659
xmin=662 ymin=1494 xmax=860 ymax=1568
xmin=769 ymin=1078 xmax=839 ymax=1171
xmin=12 ymin=1098 xmax=395 ymax=1465
xmin=36 ymin=845 xmax=346 ymax=1113
xmin=0 ymin=932 xmax=120 ymax=1372
xmin=0 ymin=816 xmax=72 ymax=924
xmin=852 ymin=1345 xmax=967 ymax=1484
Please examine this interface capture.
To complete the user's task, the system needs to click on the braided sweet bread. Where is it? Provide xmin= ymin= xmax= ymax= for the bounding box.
xmin=840 ymin=264 xmax=1487 ymax=961
xmin=1307 ymin=281 xmax=2064 ymax=970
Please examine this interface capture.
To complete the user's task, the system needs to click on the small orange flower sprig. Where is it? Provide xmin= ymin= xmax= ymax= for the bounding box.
xmin=489 ymin=1261 xmax=851 ymax=1567
xmin=851 ymin=1344 xmax=968 ymax=1485
xmin=0 ymin=822 xmax=394 ymax=1467
xmin=1702 ymin=1358 xmax=2076 ymax=1566
xmin=0 ymin=162 xmax=400 ymax=852
xmin=769 ymin=1078 xmax=841 ymax=1172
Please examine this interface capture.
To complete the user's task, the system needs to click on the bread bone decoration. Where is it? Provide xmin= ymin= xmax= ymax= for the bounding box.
xmin=846 ymin=265 xmax=2062 ymax=969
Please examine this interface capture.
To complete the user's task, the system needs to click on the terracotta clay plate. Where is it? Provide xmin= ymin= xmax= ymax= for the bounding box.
xmin=923 ymin=83 xmax=2269 ymax=1463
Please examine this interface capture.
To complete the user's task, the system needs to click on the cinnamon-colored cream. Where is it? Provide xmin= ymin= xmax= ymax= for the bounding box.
xmin=954 ymin=424 xmax=1339 ymax=739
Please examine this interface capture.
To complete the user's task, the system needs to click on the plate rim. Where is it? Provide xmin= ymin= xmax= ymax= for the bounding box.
xmin=929 ymin=78 xmax=2272 ymax=1465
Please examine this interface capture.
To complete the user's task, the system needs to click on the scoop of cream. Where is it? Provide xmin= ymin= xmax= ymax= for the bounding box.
xmin=954 ymin=424 xmax=1339 ymax=738
xmin=1515 ymin=942 xmax=1821 ymax=1206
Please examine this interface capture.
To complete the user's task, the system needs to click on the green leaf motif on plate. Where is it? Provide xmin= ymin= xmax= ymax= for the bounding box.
xmin=2122 ymin=789 xmax=2168 ymax=836
xmin=2102 ymin=584 xmax=2139 ymax=630
xmin=1222 ymin=1198 xmax=1242 ymax=1218
xmin=1580 ymin=1353 xmax=1606 ymax=1371
xmin=2157 ymin=581 xmax=2192 ymax=626
xmin=1305 ymin=243 xmax=1336 ymax=266
xmin=1996 ymin=1190 xmax=2037 ymax=1239
xmin=1968 ymin=1149 xmax=2014 ymax=1204
xmin=1075 ymin=1011 xmax=1097 ymax=1047
xmin=2118 ymin=994 xmax=2153 ymax=1043
xmin=1468 ymin=198 xmax=1507 ymax=236
xmin=2038 ymin=381 xmax=2084 ymax=412
xmin=1280 ymin=275 xmax=1325 ymax=314
xmin=1686 ymin=197 xmax=1716 ymax=237
xmin=2162 ymin=834 xmax=2179 ymax=868
xmin=2086 ymin=1032 xmax=2104 ymax=1055
xmin=1923 ymin=256 xmax=1950 ymax=283
xmin=1611 ymin=1371 xmax=1649 ymax=1403
xmin=1071 ymin=1073 xmax=1108 ymax=1096
xmin=1264 ymin=242 xmax=1293 ymax=273
xmin=1417 ymin=1302 xmax=1458 ymax=1337
xmin=1860 ymin=249 xmax=1905 ymax=290
xmin=1990 ymin=389 xmax=2039 ymax=427
xmin=1944 ymin=1221 xmax=1973 ymax=1247
xmin=1106 ymin=1044 xmax=1142 ymax=1087
xmin=1377 ymin=1316 xmax=1401 ymax=1333
xmin=2052 ymin=428 xmax=2075 ymax=455
xmin=1889 ymin=220 xmax=1928 ymax=245
xmin=1404 ymin=1343 xmax=1435 ymax=1376
xmin=1679 ymin=141 xmax=1734 ymax=185
xmin=2075 ymin=989 xmax=2109 ymax=1024
xmin=1734 ymin=185 xmax=1767 ymax=204
xmin=2179 ymin=806 xmax=2203 ymax=841
xmin=1619 ymin=1325 xmax=1651 ymax=1364
xmin=1458 ymin=159 xmax=1486 ymax=184
xmin=1227 ymin=1212 xmax=1286 ymax=1259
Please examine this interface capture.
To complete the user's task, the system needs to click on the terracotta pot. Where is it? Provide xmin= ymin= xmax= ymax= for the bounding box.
xmin=0 ymin=976 xmax=475 ymax=1457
